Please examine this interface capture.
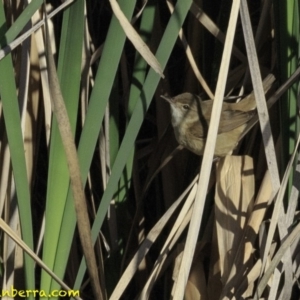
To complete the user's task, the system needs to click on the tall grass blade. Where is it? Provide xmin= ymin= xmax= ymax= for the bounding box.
xmin=40 ymin=0 xmax=85 ymax=297
xmin=0 ymin=3 xmax=35 ymax=298
xmin=173 ymin=1 xmax=241 ymax=298
xmin=56 ymin=0 xmax=137 ymax=294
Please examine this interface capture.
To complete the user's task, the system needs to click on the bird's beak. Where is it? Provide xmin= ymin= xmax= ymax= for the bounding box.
xmin=160 ymin=95 xmax=174 ymax=104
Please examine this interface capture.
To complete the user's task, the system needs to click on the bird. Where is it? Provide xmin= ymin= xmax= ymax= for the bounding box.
xmin=162 ymin=75 xmax=275 ymax=156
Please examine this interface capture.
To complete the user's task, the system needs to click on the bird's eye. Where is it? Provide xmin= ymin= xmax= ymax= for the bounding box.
xmin=182 ymin=104 xmax=190 ymax=110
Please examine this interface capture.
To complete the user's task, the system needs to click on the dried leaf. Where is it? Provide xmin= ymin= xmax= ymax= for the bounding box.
xmin=215 ymin=155 xmax=255 ymax=287
xmin=109 ymin=0 xmax=164 ymax=78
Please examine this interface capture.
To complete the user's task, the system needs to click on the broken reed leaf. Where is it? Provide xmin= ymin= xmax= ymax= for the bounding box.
xmin=109 ymin=0 xmax=164 ymax=78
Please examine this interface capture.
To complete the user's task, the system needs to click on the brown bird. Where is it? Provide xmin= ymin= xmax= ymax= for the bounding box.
xmin=161 ymin=75 xmax=275 ymax=156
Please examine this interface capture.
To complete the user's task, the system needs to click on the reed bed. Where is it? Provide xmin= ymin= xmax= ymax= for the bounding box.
xmin=0 ymin=0 xmax=299 ymax=299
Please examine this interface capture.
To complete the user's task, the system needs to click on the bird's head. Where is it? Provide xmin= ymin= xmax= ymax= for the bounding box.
xmin=161 ymin=93 xmax=200 ymax=126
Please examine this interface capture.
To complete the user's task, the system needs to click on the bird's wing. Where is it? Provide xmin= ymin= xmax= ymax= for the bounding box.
xmin=188 ymin=110 xmax=254 ymax=139
xmin=218 ymin=110 xmax=254 ymax=133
